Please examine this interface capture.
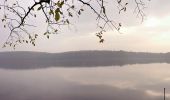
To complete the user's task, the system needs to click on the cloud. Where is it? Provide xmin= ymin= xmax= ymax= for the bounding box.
xmin=0 ymin=0 xmax=170 ymax=52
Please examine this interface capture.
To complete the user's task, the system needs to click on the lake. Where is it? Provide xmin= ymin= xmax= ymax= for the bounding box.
xmin=0 ymin=63 xmax=169 ymax=100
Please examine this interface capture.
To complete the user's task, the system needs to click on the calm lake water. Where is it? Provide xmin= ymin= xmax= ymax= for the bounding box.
xmin=0 ymin=63 xmax=170 ymax=100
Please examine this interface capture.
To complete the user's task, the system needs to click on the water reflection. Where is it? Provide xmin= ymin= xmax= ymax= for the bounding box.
xmin=0 ymin=63 xmax=169 ymax=100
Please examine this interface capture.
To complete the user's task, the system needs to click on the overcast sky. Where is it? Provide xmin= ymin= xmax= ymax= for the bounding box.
xmin=0 ymin=0 xmax=170 ymax=53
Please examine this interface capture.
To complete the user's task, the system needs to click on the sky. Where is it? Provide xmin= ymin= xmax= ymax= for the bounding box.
xmin=0 ymin=0 xmax=170 ymax=53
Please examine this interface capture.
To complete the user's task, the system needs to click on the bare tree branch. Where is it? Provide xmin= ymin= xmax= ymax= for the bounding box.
xmin=0 ymin=0 xmax=149 ymax=48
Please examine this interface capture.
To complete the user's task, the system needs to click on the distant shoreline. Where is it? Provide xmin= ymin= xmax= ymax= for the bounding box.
xmin=0 ymin=50 xmax=170 ymax=69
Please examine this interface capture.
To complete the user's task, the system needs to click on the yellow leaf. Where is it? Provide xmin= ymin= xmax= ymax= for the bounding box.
xmin=55 ymin=9 xmax=60 ymax=22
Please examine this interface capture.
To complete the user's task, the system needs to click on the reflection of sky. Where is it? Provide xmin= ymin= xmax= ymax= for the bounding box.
xmin=0 ymin=64 xmax=170 ymax=100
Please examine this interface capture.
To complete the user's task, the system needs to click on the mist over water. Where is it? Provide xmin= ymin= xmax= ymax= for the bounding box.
xmin=0 ymin=63 xmax=169 ymax=100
